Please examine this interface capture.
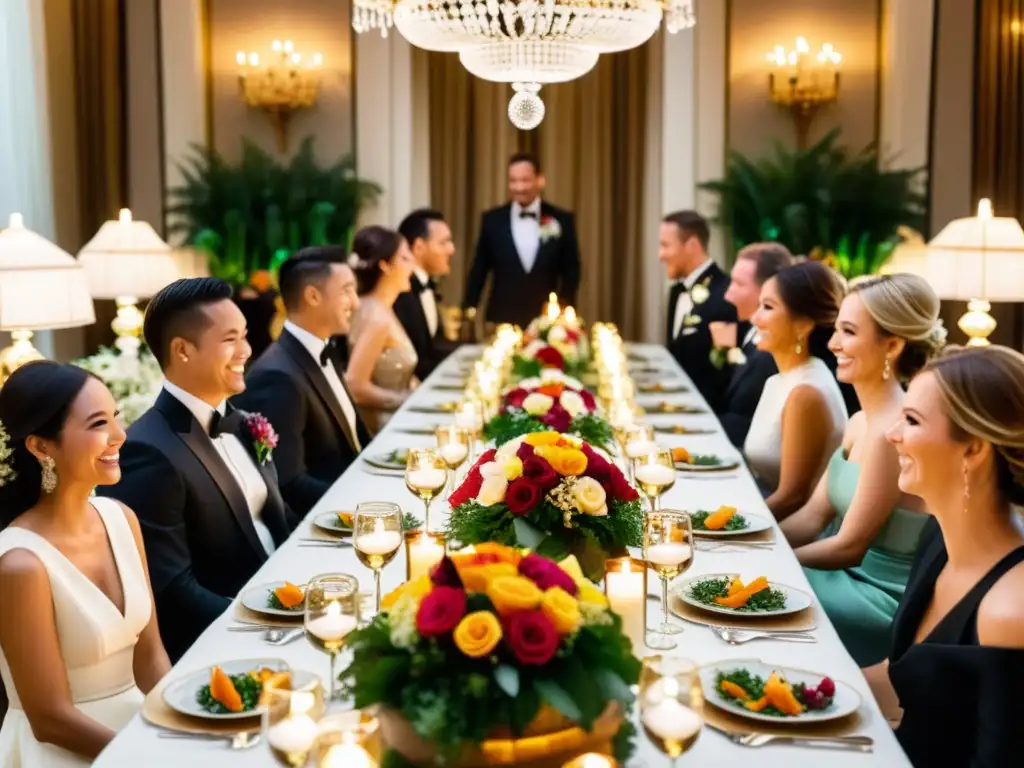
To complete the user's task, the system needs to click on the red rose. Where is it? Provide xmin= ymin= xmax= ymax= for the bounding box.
xmin=523 ymin=456 xmax=559 ymax=490
xmin=505 ymin=388 xmax=529 ymax=409
xmin=448 ymin=470 xmax=483 ymax=507
xmin=518 ymin=553 xmax=578 ymax=596
xmin=470 ymin=449 xmax=497 ymax=473
xmin=430 ymin=557 xmax=465 ymax=588
xmin=535 ymin=346 xmax=565 ymax=370
xmin=516 ymin=442 xmax=536 ymax=462
xmin=577 ymin=388 xmax=597 ymax=412
xmin=504 ymin=478 xmax=542 ymax=515
xmin=581 ymin=443 xmax=611 ymax=485
xmin=416 ymin=586 xmax=466 ymax=637
xmin=609 ymin=465 xmax=640 ymax=502
xmin=541 ymin=404 xmax=571 ymax=433
xmin=565 ymin=329 xmax=581 ymax=343
xmin=505 ymin=610 xmax=561 ymax=666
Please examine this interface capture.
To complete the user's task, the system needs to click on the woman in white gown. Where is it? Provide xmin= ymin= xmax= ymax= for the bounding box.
xmin=0 ymin=361 xmax=170 ymax=766
xmin=745 ymin=261 xmax=848 ymax=520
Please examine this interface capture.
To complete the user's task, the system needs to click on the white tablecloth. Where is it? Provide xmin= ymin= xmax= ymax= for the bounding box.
xmin=94 ymin=344 xmax=910 ymax=767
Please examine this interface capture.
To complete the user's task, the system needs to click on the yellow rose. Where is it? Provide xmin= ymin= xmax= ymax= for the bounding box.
xmin=500 ymin=456 xmax=524 ymax=481
xmin=458 ymin=562 xmax=518 ymax=593
xmin=541 ymin=587 xmax=582 ymax=634
xmin=454 ymin=611 xmax=503 ymax=658
xmin=381 ymin=574 xmax=432 ymax=610
xmin=522 ymin=392 xmax=554 ymax=416
xmin=524 ymin=432 xmax=563 ymax=447
xmin=573 ymin=476 xmax=608 ymax=515
xmin=547 ymin=447 xmax=587 ymax=476
xmin=478 ymin=474 xmax=508 ymax=506
xmin=577 ymin=582 xmax=609 ymax=608
xmin=487 ymin=575 xmax=544 ymax=616
xmin=558 ymin=555 xmax=586 ymax=584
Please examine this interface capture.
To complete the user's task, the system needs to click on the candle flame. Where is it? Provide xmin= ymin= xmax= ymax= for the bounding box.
xmin=326 ymin=600 xmax=341 ymax=617
xmin=978 ymin=198 xmax=994 ymax=219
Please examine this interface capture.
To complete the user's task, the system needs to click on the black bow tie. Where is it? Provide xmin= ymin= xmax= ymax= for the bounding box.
xmin=319 ymin=338 xmax=339 ymax=367
xmin=208 ymin=409 xmax=242 ymax=440
xmin=414 ymin=276 xmax=438 ymax=295
xmin=519 ymin=210 xmax=539 ymax=220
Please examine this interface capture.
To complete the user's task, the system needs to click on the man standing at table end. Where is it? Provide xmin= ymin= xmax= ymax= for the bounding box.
xmin=660 ymin=210 xmax=737 ymax=410
xmin=235 ymin=246 xmax=371 ymax=516
xmin=463 ymin=152 xmax=581 ymax=330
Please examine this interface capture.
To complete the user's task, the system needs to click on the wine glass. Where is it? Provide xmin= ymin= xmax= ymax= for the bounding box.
xmin=454 ymin=400 xmax=485 ymax=458
xmin=262 ymin=670 xmax=326 ymax=766
xmin=633 ymin=449 xmax=676 ymax=513
xmin=303 ymin=574 xmax=359 ymax=701
xmin=622 ymin=424 xmax=657 ymax=483
xmin=435 ymin=425 xmax=470 ymax=489
xmin=639 ymin=656 xmax=704 ymax=766
xmin=353 ymin=502 xmax=403 ymax=614
xmin=404 ymin=449 xmax=449 ymax=533
xmin=313 ymin=710 xmax=380 ymax=768
xmin=643 ymin=511 xmax=694 ymax=650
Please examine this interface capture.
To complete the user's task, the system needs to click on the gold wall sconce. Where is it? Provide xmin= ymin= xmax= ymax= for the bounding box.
xmin=766 ymin=37 xmax=842 ymax=147
xmin=236 ymin=40 xmax=323 ymax=153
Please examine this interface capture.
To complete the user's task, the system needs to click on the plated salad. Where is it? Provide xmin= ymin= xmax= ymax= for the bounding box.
xmin=687 ymin=576 xmax=787 ymax=612
xmin=197 ymin=667 xmax=282 ymax=714
xmin=715 ymin=668 xmax=836 ymax=716
xmin=690 ymin=506 xmax=748 ymax=532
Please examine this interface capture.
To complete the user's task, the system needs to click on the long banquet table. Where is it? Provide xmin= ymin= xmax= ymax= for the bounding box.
xmin=95 ymin=343 xmax=910 ymax=766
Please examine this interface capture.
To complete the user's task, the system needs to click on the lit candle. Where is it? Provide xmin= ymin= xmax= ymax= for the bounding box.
xmin=357 ymin=519 xmax=404 ymax=555
xmin=455 ymin=403 xmax=483 ymax=431
xmin=563 ymin=306 xmax=578 ymax=328
xmin=407 ymin=532 xmax=446 ymax=581
xmin=634 ymin=463 xmax=675 ymax=487
xmin=268 ymin=689 xmax=320 ymax=752
xmin=407 ymin=467 xmax=448 ymax=490
xmin=235 ymin=50 xmax=247 ymax=66
xmin=306 ymin=600 xmax=358 ymax=642
xmin=610 ymin=403 xmax=634 ymax=430
xmin=604 ymin=558 xmax=646 ymax=653
xmin=563 ymin=753 xmax=617 ymax=768
xmin=642 ymin=680 xmax=702 ymax=741
xmin=646 ymin=542 xmax=692 ymax=567
xmin=440 ymin=442 xmax=468 ymax=466
xmin=320 ymin=743 xmax=376 ymax=768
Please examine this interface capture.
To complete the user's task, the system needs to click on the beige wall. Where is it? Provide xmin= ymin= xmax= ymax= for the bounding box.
xmin=727 ymin=0 xmax=881 ymax=156
xmin=208 ymin=0 xmax=354 ymax=164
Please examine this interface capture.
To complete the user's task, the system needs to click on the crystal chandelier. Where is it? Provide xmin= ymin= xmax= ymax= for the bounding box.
xmin=351 ymin=0 xmax=697 ymax=129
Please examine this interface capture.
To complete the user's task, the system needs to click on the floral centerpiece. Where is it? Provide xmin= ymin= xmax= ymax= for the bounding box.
xmin=484 ymin=375 xmax=613 ymax=452
xmin=340 ymin=543 xmax=640 ymax=766
xmin=74 ymin=346 xmax=163 ymax=426
xmin=514 ymin=316 xmax=590 ymax=380
xmin=446 ymin=433 xmax=642 ymax=581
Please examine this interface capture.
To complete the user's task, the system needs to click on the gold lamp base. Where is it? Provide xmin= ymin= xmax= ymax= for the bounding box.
xmin=0 ymin=329 xmax=45 ymax=384
xmin=958 ymin=298 xmax=997 ymax=347
xmin=111 ymin=296 xmax=145 ymax=356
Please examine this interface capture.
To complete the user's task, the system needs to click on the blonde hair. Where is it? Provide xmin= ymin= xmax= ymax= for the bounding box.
xmin=927 ymin=345 xmax=1024 ymax=505
xmin=850 ymin=273 xmax=945 ymax=379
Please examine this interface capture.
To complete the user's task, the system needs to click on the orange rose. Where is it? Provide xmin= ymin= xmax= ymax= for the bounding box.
xmin=453 ymin=611 xmax=503 ymax=658
xmin=524 ymin=432 xmax=563 ymax=447
xmin=536 ymin=382 xmax=565 ymax=399
xmin=534 ymin=446 xmax=588 ymax=476
xmin=474 ymin=542 xmax=523 ymax=566
xmin=541 ymin=587 xmax=581 ymax=634
xmin=458 ymin=562 xmax=519 ymax=593
xmin=487 ymin=575 xmax=544 ymax=616
xmin=381 ymin=574 xmax=432 ymax=610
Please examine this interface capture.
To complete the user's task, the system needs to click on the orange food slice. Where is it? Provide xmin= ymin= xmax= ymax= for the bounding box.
xmin=744 ymin=696 xmax=769 ymax=712
xmin=764 ymin=672 xmax=804 ymax=716
xmin=337 ymin=512 xmax=354 ymax=527
xmin=703 ymin=505 xmax=737 ymax=530
xmin=671 ymin=447 xmax=691 ymax=464
xmin=727 ymin=576 xmax=745 ymax=597
xmin=719 ymin=680 xmax=750 ymax=700
xmin=210 ymin=667 xmax=243 ymax=712
xmin=714 ymin=576 xmax=769 ymax=608
xmin=536 ymin=383 xmax=565 ymax=399
xmin=273 ymin=581 xmax=305 ymax=609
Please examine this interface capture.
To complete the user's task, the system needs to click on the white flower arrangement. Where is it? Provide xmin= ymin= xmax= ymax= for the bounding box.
xmin=75 ymin=346 xmax=163 ymax=426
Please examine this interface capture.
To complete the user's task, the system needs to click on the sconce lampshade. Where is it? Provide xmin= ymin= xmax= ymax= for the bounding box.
xmin=0 ymin=213 xmax=95 ymax=330
xmin=78 ymin=208 xmax=180 ymax=299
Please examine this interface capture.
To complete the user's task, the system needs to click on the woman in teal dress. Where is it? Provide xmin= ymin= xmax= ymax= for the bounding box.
xmin=780 ymin=274 xmax=945 ymax=666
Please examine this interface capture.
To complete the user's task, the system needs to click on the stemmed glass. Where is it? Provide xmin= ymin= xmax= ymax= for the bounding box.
xmin=639 ymin=656 xmax=704 ymax=766
xmin=454 ymin=400 xmax=485 ymax=459
xmin=633 ymin=449 xmax=676 ymax=513
xmin=303 ymin=574 xmax=359 ymax=701
xmin=435 ymin=425 xmax=470 ymax=490
xmin=404 ymin=449 xmax=449 ymax=533
xmin=262 ymin=670 xmax=326 ymax=766
xmin=644 ymin=510 xmax=694 ymax=650
xmin=622 ymin=424 xmax=657 ymax=483
xmin=353 ymin=501 xmax=403 ymax=614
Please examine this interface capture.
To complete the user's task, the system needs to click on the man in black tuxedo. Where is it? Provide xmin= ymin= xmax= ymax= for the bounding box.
xmin=661 ymin=211 xmax=737 ymax=409
xmin=464 ymin=152 xmax=581 ymax=329
xmin=395 ymin=208 xmax=458 ymax=380
xmin=101 ymin=278 xmax=298 ymax=661
xmin=235 ymin=247 xmax=371 ymax=516
xmin=709 ymin=243 xmax=794 ymax=447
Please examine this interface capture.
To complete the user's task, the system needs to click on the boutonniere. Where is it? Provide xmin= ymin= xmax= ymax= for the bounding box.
xmin=683 ymin=313 xmax=702 ymax=327
xmin=690 ymin=276 xmax=712 ymax=305
xmin=709 ymin=346 xmax=747 ymax=369
xmin=539 ymin=216 xmax=562 ymax=243
xmin=727 ymin=347 xmax=748 ymax=366
xmin=245 ymin=413 xmax=279 ymax=464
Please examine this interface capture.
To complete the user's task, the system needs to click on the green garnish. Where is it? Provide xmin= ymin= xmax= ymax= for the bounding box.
xmin=386 ymin=449 xmax=409 ymax=465
xmin=691 ymin=510 xmax=749 ymax=531
xmin=196 ymin=674 xmax=262 ymax=714
xmin=402 ymin=512 xmax=422 ymax=531
xmin=688 ymin=577 xmax=787 ymax=612
xmin=715 ymin=669 xmax=833 ymax=717
xmin=267 ymin=591 xmax=304 ymax=611
xmin=686 ymin=454 xmax=723 ymax=466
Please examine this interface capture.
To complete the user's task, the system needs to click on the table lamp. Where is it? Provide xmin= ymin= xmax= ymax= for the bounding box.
xmin=887 ymin=199 xmax=1024 ymax=346
xmin=78 ymin=208 xmax=180 ymax=356
xmin=0 ymin=213 xmax=96 ymax=381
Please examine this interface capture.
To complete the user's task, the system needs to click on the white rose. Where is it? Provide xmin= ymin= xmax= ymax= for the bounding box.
xmin=573 ymin=477 xmax=608 ymax=516
xmin=518 ymin=377 xmax=542 ymax=390
xmin=478 ymin=474 xmax=509 ymax=506
xmin=559 ymin=390 xmax=586 ymax=418
xmin=479 ymin=461 xmax=506 ymax=478
xmin=548 ymin=325 xmax=568 ymax=344
xmin=497 ymin=436 xmax=526 ymax=459
xmin=552 ymin=340 xmax=575 ymax=359
xmin=539 ymin=368 xmax=565 ymax=383
xmin=523 ymin=340 xmax=546 ymax=359
xmin=522 ymin=392 xmax=554 ymax=416
xmin=561 ymin=375 xmax=584 ymax=390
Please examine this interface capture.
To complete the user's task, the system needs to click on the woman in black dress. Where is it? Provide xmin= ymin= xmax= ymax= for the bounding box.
xmin=864 ymin=345 xmax=1024 ymax=766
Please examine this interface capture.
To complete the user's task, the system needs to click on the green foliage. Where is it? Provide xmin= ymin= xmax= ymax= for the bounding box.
xmin=699 ymin=128 xmax=926 ymax=277
xmin=483 ymin=409 xmax=615 ymax=452
xmin=166 ymin=137 xmax=382 ymax=285
xmin=512 ymin=356 xmax=590 ymax=382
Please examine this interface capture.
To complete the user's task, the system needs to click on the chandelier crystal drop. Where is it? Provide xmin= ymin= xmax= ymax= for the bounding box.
xmin=351 ymin=0 xmax=697 ymax=128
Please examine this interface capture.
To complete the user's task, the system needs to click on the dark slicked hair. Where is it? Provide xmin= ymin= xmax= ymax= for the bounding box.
xmin=398 ymin=209 xmax=447 ymax=248
xmin=736 ymin=242 xmax=794 ymax=286
xmin=663 ymin=210 xmax=710 ymax=252
xmin=508 ymin=151 xmax=541 ymax=174
xmin=279 ymin=245 xmax=350 ymax=311
xmin=143 ymin=277 xmax=234 ymax=369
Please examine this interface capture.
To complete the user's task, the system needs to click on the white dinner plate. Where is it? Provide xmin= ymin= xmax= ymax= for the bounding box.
xmin=162 ymin=658 xmax=289 ymax=720
xmin=313 ymin=512 xmax=353 ymax=535
xmin=240 ymin=581 xmax=306 ymax=618
xmin=675 ymin=456 xmax=742 ymax=473
xmin=700 ymin=659 xmax=861 ymax=725
xmin=690 ymin=510 xmax=773 ymax=538
xmin=409 ymin=402 xmax=460 ymax=415
xmin=676 ymin=573 xmax=813 ymax=617
xmin=365 ymin=450 xmax=408 ymax=471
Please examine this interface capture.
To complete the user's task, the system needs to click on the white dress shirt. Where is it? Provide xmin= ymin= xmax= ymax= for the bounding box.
xmin=413 ymin=267 xmax=439 ymax=337
xmin=742 ymin=324 xmax=758 ymax=348
xmin=671 ymin=258 xmax=715 ymax=339
xmin=162 ymin=380 xmax=274 ymax=555
xmin=283 ymin=320 xmax=362 ymax=451
xmin=510 ymin=198 xmax=542 ymax=273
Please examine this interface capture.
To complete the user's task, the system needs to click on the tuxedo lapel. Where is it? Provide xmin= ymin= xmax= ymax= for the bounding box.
xmin=153 ymin=391 xmax=266 ymax=557
xmin=231 ymin=414 xmax=290 ymax=545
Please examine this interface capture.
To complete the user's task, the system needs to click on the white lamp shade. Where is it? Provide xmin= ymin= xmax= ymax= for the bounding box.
xmin=0 ymin=214 xmax=95 ymax=330
xmin=78 ymin=209 xmax=180 ymax=299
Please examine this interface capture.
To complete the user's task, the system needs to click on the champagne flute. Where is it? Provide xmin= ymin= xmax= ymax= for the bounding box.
xmin=643 ymin=511 xmax=694 ymax=649
xmin=353 ymin=502 xmax=403 ymax=614
xmin=435 ymin=425 xmax=470 ymax=490
xmin=639 ymin=656 xmax=704 ymax=766
xmin=622 ymin=424 xmax=657 ymax=483
xmin=404 ymin=449 xmax=449 ymax=533
xmin=633 ymin=449 xmax=676 ymax=513
xmin=262 ymin=670 xmax=326 ymax=766
xmin=304 ymin=574 xmax=359 ymax=701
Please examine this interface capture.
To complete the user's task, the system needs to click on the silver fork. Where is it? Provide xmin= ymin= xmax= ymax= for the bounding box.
xmin=707 ymin=724 xmax=872 ymax=752
xmin=710 ymin=626 xmax=817 ymax=645
xmin=157 ymin=731 xmax=261 ymax=749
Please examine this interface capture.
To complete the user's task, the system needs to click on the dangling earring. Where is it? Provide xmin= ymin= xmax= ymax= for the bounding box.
xmin=795 ymin=337 xmax=803 ymax=355
xmin=962 ymin=459 xmax=970 ymax=514
xmin=40 ymin=456 xmax=57 ymax=494
xmin=883 ymin=358 xmax=892 ymax=381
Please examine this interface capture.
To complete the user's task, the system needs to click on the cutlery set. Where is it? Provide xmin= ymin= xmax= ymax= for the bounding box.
xmin=224 ymin=626 xmax=304 ymax=645
xmin=705 ymin=722 xmax=873 ymax=752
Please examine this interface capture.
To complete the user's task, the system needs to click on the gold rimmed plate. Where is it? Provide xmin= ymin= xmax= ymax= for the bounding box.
xmin=240 ymin=581 xmax=306 ymax=618
xmin=675 ymin=456 xmax=742 ymax=473
xmin=364 ymin=450 xmax=409 ymax=471
xmin=638 ymin=382 xmax=691 ymax=394
xmin=653 ymin=424 xmax=716 ymax=436
xmin=646 ymin=401 xmax=708 ymax=415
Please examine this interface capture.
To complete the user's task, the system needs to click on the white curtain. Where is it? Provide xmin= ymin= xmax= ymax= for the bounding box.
xmin=0 ymin=0 xmax=56 ymax=355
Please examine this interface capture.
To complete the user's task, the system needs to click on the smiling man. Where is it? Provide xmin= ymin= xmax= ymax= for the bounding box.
xmin=101 ymin=277 xmax=298 ymax=661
